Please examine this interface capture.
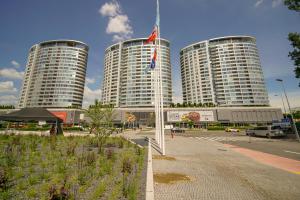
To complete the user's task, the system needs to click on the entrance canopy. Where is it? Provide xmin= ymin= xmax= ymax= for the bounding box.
xmin=0 ymin=107 xmax=63 ymax=123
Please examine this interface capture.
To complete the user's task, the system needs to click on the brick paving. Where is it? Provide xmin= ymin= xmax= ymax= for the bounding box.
xmin=152 ymin=136 xmax=300 ymax=200
xmin=123 ymin=131 xmax=300 ymax=200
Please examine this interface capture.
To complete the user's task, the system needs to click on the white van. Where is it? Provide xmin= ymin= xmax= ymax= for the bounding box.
xmin=246 ymin=125 xmax=286 ymax=138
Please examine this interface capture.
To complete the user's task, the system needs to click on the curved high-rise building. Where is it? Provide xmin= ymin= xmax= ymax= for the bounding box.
xmin=18 ymin=40 xmax=89 ymax=108
xmin=180 ymin=36 xmax=269 ymax=106
xmin=101 ymin=38 xmax=172 ymax=107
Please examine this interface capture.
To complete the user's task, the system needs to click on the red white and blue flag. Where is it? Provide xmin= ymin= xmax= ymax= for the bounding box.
xmin=144 ymin=26 xmax=157 ymax=45
xmin=150 ymin=48 xmax=157 ymax=69
xmin=143 ymin=0 xmax=160 ymax=74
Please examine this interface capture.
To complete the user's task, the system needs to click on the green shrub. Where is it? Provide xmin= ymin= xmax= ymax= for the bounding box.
xmin=0 ymin=167 xmax=9 ymax=190
xmin=28 ymin=174 xmax=39 ymax=185
xmin=86 ymin=151 xmax=97 ymax=166
xmin=78 ymin=170 xmax=89 ymax=186
xmin=49 ymin=184 xmax=69 ymax=200
xmin=11 ymin=136 xmax=21 ymax=146
xmin=66 ymin=141 xmax=77 ymax=156
xmin=3 ymin=145 xmax=15 ymax=167
xmin=26 ymin=188 xmax=37 ymax=198
xmin=49 ymin=136 xmax=57 ymax=151
xmin=87 ymin=137 xmax=98 ymax=148
xmin=0 ymin=190 xmax=10 ymax=200
xmin=56 ymin=159 xmax=67 ymax=175
xmin=63 ymin=127 xmax=83 ymax=131
xmin=118 ymin=139 xmax=124 ymax=148
xmin=98 ymin=159 xmax=112 ymax=176
xmin=105 ymin=148 xmax=115 ymax=160
xmin=122 ymin=156 xmax=133 ymax=174
xmin=90 ymin=181 xmax=106 ymax=199
xmin=29 ymin=138 xmax=38 ymax=151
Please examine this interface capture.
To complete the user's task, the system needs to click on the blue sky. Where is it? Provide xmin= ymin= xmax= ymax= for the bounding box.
xmin=0 ymin=0 xmax=299 ymax=108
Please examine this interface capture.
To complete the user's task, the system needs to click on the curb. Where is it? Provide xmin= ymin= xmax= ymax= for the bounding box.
xmin=146 ymin=138 xmax=154 ymax=200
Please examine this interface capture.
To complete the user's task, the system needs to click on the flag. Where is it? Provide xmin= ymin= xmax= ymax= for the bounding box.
xmin=143 ymin=48 xmax=157 ymax=74
xmin=144 ymin=26 xmax=157 ymax=44
xmin=150 ymin=48 xmax=157 ymax=69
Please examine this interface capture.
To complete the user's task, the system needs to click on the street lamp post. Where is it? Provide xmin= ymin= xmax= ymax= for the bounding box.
xmin=274 ymin=94 xmax=287 ymax=115
xmin=276 ymin=79 xmax=300 ymax=142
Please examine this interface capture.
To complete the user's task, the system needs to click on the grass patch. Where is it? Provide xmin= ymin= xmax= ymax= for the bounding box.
xmin=0 ymin=135 xmax=146 ymax=199
xmin=154 ymin=173 xmax=191 ymax=184
xmin=152 ymin=155 xmax=176 ymax=161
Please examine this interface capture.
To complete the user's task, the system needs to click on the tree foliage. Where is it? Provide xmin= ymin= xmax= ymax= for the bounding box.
xmin=288 ymin=33 xmax=300 ymax=80
xmin=284 ymin=0 xmax=300 ymax=11
xmin=284 ymin=0 xmax=300 ymax=86
xmin=85 ymin=100 xmax=115 ymax=153
xmin=0 ymin=105 xmax=15 ymax=109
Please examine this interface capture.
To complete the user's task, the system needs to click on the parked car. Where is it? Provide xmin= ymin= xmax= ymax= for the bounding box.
xmin=171 ymin=127 xmax=185 ymax=133
xmin=225 ymin=127 xmax=240 ymax=132
xmin=246 ymin=125 xmax=286 ymax=138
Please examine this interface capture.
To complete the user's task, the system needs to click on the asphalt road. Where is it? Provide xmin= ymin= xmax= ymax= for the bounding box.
xmin=222 ymin=139 xmax=300 ymax=161
xmin=177 ymin=130 xmax=300 ymax=161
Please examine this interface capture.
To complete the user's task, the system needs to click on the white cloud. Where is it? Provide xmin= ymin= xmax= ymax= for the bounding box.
xmin=99 ymin=0 xmax=120 ymax=17
xmin=11 ymin=60 xmax=20 ymax=68
xmin=106 ymin=15 xmax=132 ymax=35
xmin=99 ymin=0 xmax=133 ymax=42
xmin=269 ymin=91 xmax=300 ymax=111
xmin=272 ymin=0 xmax=282 ymax=8
xmin=254 ymin=0 xmax=282 ymax=8
xmin=0 ymin=81 xmax=18 ymax=93
xmin=0 ymin=68 xmax=24 ymax=80
xmin=0 ymin=95 xmax=18 ymax=105
xmin=82 ymin=86 xmax=102 ymax=108
xmin=86 ymin=77 xmax=96 ymax=84
xmin=255 ymin=0 xmax=264 ymax=7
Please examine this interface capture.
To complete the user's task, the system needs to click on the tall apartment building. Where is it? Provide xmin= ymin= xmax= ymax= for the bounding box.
xmin=101 ymin=38 xmax=172 ymax=107
xmin=180 ymin=36 xmax=269 ymax=107
xmin=18 ymin=40 xmax=89 ymax=108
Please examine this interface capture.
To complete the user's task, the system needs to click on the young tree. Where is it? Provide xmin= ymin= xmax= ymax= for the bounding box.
xmin=284 ymin=0 xmax=300 ymax=86
xmin=85 ymin=100 xmax=115 ymax=153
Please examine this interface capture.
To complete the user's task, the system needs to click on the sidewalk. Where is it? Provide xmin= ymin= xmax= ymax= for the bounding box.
xmin=152 ymin=136 xmax=300 ymax=200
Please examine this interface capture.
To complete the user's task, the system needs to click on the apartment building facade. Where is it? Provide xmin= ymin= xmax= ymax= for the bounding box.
xmin=18 ymin=40 xmax=89 ymax=108
xmin=101 ymin=38 xmax=172 ymax=107
xmin=180 ymin=36 xmax=269 ymax=106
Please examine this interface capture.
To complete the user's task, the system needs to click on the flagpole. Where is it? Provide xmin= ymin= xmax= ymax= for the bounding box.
xmin=154 ymin=34 xmax=160 ymax=147
xmin=157 ymin=0 xmax=165 ymax=155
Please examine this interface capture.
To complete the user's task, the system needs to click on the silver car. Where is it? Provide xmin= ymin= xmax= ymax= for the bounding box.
xmin=246 ymin=125 xmax=286 ymax=138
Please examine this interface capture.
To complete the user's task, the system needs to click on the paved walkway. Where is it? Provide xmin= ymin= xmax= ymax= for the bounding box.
xmin=123 ymin=131 xmax=300 ymax=200
xmin=152 ymin=136 xmax=300 ymax=200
